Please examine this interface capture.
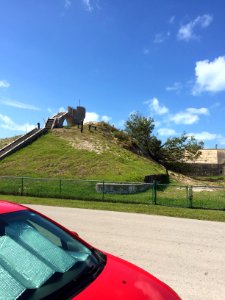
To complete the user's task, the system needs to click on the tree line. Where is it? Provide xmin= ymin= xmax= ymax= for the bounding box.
xmin=124 ymin=112 xmax=204 ymax=172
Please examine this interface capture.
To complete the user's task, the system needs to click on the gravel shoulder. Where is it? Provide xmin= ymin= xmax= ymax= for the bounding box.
xmin=27 ymin=205 xmax=225 ymax=300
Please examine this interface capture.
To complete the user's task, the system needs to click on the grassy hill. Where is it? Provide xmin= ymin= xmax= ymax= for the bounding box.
xmin=0 ymin=135 xmax=21 ymax=148
xmin=0 ymin=123 xmax=165 ymax=181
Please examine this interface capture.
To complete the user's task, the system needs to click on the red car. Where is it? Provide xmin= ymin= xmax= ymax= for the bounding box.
xmin=0 ymin=200 xmax=181 ymax=300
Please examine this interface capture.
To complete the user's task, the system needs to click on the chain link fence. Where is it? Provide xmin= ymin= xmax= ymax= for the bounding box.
xmin=0 ymin=176 xmax=225 ymax=211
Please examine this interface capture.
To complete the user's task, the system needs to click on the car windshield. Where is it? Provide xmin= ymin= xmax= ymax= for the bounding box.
xmin=0 ymin=209 xmax=105 ymax=300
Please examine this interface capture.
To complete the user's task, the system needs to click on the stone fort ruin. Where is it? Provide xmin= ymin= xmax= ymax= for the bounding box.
xmin=184 ymin=149 xmax=225 ymax=176
xmin=0 ymin=105 xmax=86 ymax=160
xmin=45 ymin=106 xmax=86 ymax=129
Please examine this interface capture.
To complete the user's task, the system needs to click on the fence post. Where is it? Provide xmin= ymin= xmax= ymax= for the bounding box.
xmin=188 ymin=186 xmax=193 ymax=208
xmin=102 ymin=181 xmax=105 ymax=200
xmin=186 ymin=186 xmax=189 ymax=208
xmin=21 ymin=177 xmax=24 ymax=196
xmin=152 ymin=180 xmax=157 ymax=204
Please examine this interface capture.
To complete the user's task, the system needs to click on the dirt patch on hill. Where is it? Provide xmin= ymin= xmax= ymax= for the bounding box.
xmin=70 ymin=138 xmax=109 ymax=154
xmin=53 ymin=128 xmax=110 ymax=154
xmin=169 ymin=171 xmax=225 ymax=186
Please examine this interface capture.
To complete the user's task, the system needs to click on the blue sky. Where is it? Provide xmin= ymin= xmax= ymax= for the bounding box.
xmin=0 ymin=0 xmax=225 ymax=148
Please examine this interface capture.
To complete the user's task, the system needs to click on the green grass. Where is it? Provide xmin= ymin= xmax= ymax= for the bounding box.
xmin=0 ymin=194 xmax=225 ymax=223
xmin=191 ymin=187 xmax=225 ymax=210
xmin=156 ymin=185 xmax=188 ymax=207
xmin=0 ymin=127 xmax=165 ymax=181
xmin=1 ymin=176 xmax=225 ymax=210
xmin=192 ymin=175 xmax=225 ymax=182
xmin=1 ymin=125 xmax=225 ymax=219
xmin=156 ymin=185 xmax=225 ymax=210
xmin=0 ymin=176 xmax=153 ymax=204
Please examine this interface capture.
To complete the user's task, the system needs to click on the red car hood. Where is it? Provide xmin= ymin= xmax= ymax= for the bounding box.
xmin=74 ymin=253 xmax=180 ymax=300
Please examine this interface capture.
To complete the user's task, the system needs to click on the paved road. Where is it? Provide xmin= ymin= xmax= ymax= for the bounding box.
xmin=27 ymin=205 xmax=225 ymax=300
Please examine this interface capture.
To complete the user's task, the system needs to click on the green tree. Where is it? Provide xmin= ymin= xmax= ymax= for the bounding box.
xmin=125 ymin=112 xmax=155 ymax=156
xmin=154 ymin=133 xmax=204 ymax=164
xmin=125 ymin=112 xmax=204 ymax=171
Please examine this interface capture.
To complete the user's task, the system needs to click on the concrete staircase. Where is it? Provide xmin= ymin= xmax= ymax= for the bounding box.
xmin=0 ymin=128 xmax=47 ymax=161
xmin=0 ymin=111 xmax=69 ymax=161
xmin=45 ymin=112 xmax=68 ymax=129
xmin=45 ymin=118 xmax=55 ymax=129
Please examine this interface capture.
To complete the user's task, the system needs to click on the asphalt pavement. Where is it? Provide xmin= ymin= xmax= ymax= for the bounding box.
xmin=27 ymin=204 xmax=225 ymax=300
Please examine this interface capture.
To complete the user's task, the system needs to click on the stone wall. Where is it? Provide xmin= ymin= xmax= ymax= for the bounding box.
xmin=144 ymin=174 xmax=169 ymax=183
xmin=181 ymin=149 xmax=225 ymax=176
xmin=195 ymin=149 xmax=219 ymax=163
xmin=96 ymin=182 xmax=151 ymax=194
xmin=179 ymin=163 xmax=224 ymax=176
xmin=190 ymin=149 xmax=225 ymax=164
xmin=218 ymin=150 xmax=225 ymax=164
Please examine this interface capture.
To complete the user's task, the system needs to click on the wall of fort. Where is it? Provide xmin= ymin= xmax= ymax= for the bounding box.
xmin=183 ymin=149 xmax=225 ymax=176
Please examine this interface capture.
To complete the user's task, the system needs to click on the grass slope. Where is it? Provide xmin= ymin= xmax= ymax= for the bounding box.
xmin=1 ymin=194 xmax=225 ymax=222
xmin=0 ymin=125 xmax=165 ymax=181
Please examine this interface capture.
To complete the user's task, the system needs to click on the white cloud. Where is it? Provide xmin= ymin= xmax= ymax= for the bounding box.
xmin=169 ymin=16 xmax=175 ymax=24
xmin=218 ymin=136 xmax=225 ymax=145
xmin=59 ymin=106 xmax=66 ymax=113
xmin=0 ymin=80 xmax=10 ymax=88
xmin=84 ymin=112 xmax=111 ymax=123
xmin=82 ymin=0 xmax=93 ymax=11
xmin=189 ymin=131 xmax=225 ymax=145
xmin=186 ymin=107 xmax=209 ymax=115
xmin=154 ymin=120 xmax=161 ymax=128
xmin=166 ymin=82 xmax=182 ymax=93
xmin=0 ymin=113 xmax=36 ymax=132
xmin=1 ymin=99 xmax=40 ymax=110
xmin=145 ymin=98 xmax=169 ymax=115
xmin=210 ymin=102 xmax=220 ymax=109
xmin=192 ymin=56 xmax=225 ymax=94
xmin=46 ymin=107 xmax=66 ymax=118
xmin=85 ymin=112 xmax=100 ymax=122
xmin=101 ymin=115 xmax=112 ymax=122
xmin=190 ymin=131 xmax=219 ymax=141
xmin=177 ymin=14 xmax=213 ymax=41
xmin=154 ymin=32 xmax=170 ymax=44
xmin=170 ymin=112 xmax=199 ymax=125
xmin=65 ymin=0 xmax=71 ymax=8
xmin=169 ymin=107 xmax=209 ymax=125
xmin=115 ymin=120 xmax=125 ymax=129
xmin=157 ymin=128 xmax=177 ymax=136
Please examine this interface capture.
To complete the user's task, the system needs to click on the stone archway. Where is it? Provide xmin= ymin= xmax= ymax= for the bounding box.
xmin=46 ymin=106 xmax=86 ymax=129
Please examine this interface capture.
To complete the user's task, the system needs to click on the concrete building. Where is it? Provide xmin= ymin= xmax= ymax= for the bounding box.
xmin=185 ymin=149 xmax=225 ymax=176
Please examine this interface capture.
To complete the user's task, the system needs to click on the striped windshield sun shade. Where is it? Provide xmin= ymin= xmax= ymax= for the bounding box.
xmin=0 ymin=222 xmax=79 ymax=300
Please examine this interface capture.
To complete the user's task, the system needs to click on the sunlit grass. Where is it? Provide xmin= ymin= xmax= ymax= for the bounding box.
xmin=0 ymin=194 xmax=225 ymax=223
xmin=0 ymin=128 xmax=164 ymax=181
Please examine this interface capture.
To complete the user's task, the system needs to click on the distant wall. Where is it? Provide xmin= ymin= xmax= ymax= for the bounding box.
xmin=171 ymin=163 xmax=225 ymax=176
xmin=218 ymin=150 xmax=225 ymax=164
xmin=168 ymin=149 xmax=225 ymax=176
xmin=195 ymin=149 xmax=219 ymax=164
xmin=188 ymin=149 xmax=225 ymax=164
